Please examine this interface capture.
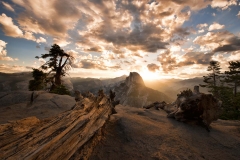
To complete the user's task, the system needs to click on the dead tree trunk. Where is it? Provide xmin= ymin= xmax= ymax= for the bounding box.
xmin=0 ymin=94 xmax=114 ymax=160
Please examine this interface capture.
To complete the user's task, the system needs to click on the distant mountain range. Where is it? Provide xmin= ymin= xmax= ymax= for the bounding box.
xmin=0 ymin=72 xmax=207 ymax=102
xmin=145 ymin=77 xmax=208 ymax=100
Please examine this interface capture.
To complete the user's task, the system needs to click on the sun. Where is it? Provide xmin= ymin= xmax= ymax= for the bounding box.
xmin=139 ymin=69 xmax=160 ymax=81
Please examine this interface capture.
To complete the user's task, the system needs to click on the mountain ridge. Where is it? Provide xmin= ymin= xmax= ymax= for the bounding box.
xmin=113 ymin=72 xmax=172 ymax=108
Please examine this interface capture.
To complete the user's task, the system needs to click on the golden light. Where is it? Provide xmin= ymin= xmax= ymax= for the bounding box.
xmin=140 ymin=69 xmax=161 ymax=80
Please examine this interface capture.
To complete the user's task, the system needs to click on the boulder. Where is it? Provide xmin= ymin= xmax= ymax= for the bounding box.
xmin=145 ymin=86 xmax=221 ymax=131
xmin=0 ymin=91 xmax=75 ymax=124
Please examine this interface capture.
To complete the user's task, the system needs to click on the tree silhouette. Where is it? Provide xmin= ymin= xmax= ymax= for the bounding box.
xmin=200 ymin=60 xmax=222 ymax=97
xmin=224 ymin=61 xmax=240 ymax=97
xmin=29 ymin=68 xmax=47 ymax=91
xmin=36 ymin=44 xmax=74 ymax=90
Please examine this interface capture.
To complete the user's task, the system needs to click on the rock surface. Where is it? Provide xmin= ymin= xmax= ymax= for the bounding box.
xmin=144 ymin=87 xmax=221 ymax=130
xmin=0 ymin=91 xmax=75 ymax=124
xmin=113 ymin=72 xmax=171 ymax=108
xmin=90 ymin=105 xmax=240 ymax=160
xmin=0 ymin=94 xmax=113 ymax=159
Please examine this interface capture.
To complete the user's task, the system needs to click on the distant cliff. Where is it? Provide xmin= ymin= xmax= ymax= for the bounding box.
xmin=113 ymin=72 xmax=171 ymax=108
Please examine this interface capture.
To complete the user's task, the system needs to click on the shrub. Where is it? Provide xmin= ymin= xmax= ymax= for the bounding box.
xmin=50 ymin=85 xmax=70 ymax=95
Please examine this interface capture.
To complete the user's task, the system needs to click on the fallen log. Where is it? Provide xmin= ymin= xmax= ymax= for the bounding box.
xmin=0 ymin=93 xmax=114 ymax=160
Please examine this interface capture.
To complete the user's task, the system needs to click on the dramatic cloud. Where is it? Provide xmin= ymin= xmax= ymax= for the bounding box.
xmin=179 ymin=52 xmax=214 ymax=66
xmin=157 ymin=50 xmax=177 ymax=72
xmin=147 ymin=63 xmax=160 ymax=72
xmin=157 ymin=49 xmax=214 ymax=73
xmin=208 ymin=22 xmax=225 ymax=31
xmin=211 ymin=0 xmax=237 ymax=10
xmin=71 ymin=50 xmax=121 ymax=71
xmin=194 ymin=31 xmax=240 ymax=52
xmin=0 ymin=40 xmax=18 ymax=61
xmin=2 ymin=1 xmax=15 ymax=12
xmin=0 ymin=14 xmax=46 ymax=44
xmin=0 ymin=13 xmax=23 ymax=37
xmin=12 ymin=0 xmax=82 ymax=42
xmin=1 ymin=0 xmax=239 ymax=76
xmin=10 ymin=0 xmax=210 ymax=54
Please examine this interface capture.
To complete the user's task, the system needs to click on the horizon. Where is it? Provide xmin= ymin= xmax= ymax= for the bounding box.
xmin=0 ymin=0 xmax=240 ymax=80
xmin=0 ymin=70 xmax=203 ymax=81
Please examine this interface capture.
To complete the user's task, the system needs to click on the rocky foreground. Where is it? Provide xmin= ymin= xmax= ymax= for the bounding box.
xmin=90 ymin=105 xmax=240 ymax=160
xmin=0 ymin=91 xmax=240 ymax=159
xmin=0 ymin=93 xmax=114 ymax=159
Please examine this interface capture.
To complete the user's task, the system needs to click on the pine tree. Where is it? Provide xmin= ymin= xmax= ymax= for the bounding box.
xmin=35 ymin=44 xmax=74 ymax=91
xmin=200 ymin=60 xmax=221 ymax=97
xmin=224 ymin=61 xmax=240 ymax=97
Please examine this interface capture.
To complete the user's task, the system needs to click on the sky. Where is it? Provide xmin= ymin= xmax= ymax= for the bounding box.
xmin=0 ymin=0 xmax=240 ymax=80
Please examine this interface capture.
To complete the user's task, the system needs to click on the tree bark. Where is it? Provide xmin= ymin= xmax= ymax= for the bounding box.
xmin=55 ymin=68 xmax=62 ymax=86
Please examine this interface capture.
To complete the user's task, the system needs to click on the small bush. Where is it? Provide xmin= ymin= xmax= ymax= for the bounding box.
xmin=50 ymin=85 xmax=70 ymax=95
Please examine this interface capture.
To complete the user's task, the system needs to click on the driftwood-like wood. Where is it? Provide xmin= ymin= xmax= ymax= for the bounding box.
xmin=0 ymin=95 xmax=113 ymax=160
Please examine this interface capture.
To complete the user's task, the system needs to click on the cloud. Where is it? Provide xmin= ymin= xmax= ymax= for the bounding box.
xmin=0 ymin=14 xmax=46 ymax=44
xmin=197 ymin=23 xmax=208 ymax=29
xmin=213 ymin=35 xmax=240 ymax=52
xmin=38 ymin=58 xmax=46 ymax=65
xmin=53 ymin=38 xmax=70 ymax=47
xmin=179 ymin=52 xmax=214 ymax=66
xmin=24 ymin=31 xmax=35 ymax=41
xmin=198 ymin=29 xmax=204 ymax=33
xmin=2 ymin=1 xmax=15 ymax=12
xmin=71 ymin=50 xmax=121 ymax=71
xmin=36 ymin=37 xmax=47 ymax=43
xmin=0 ymin=40 xmax=7 ymax=56
xmin=157 ymin=50 xmax=177 ymax=72
xmin=73 ymin=59 xmax=107 ymax=70
xmin=208 ymin=22 xmax=225 ymax=31
xmin=10 ymin=0 xmax=211 ymax=56
xmin=67 ymin=50 xmax=79 ymax=58
xmin=147 ymin=63 xmax=160 ymax=72
xmin=156 ymin=49 xmax=215 ymax=73
xmin=12 ymin=0 xmax=82 ymax=43
xmin=76 ymin=0 xmax=204 ymax=54
xmin=0 ymin=13 xmax=23 ymax=37
xmin=211 ymin=0 xmax=237 ymax=10
xmin=237 ymin=11 xmax=240 ymax=18
xmin=174 ymin=27 xmax=193 ymax=37
xmin=0 ymin=64 xmax=30 ymax=73
xmin=0 ymin=40 xmax=18 ymax=61
xmin=212 ymin=13 xmax=216 ymax=16
xmin=194 ymin=31 xmax=240 ymax=52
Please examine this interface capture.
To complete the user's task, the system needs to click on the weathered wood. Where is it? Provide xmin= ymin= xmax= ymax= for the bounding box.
xmin=0 ymin=95 xmax=113 ymax=160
